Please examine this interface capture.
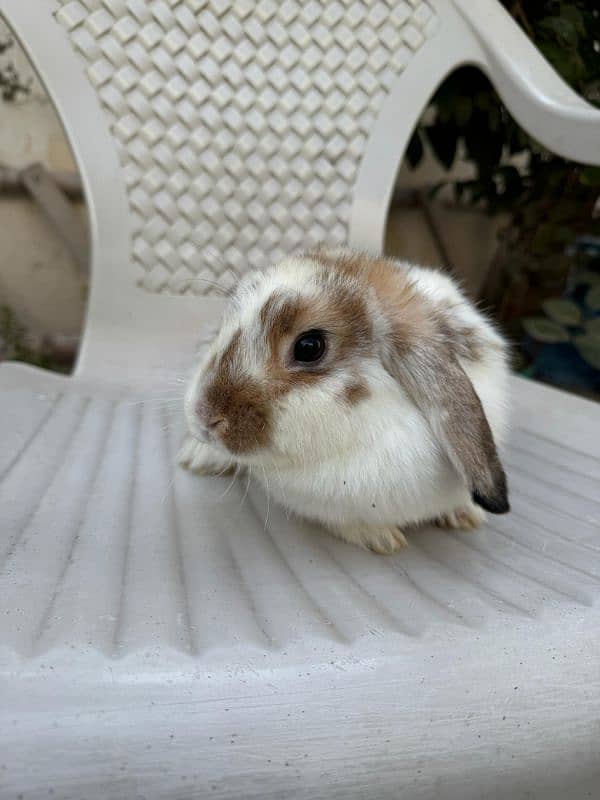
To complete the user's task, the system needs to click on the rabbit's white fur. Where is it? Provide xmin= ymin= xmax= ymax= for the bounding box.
xmin=181 ymin=251 xmax=509 ymax=553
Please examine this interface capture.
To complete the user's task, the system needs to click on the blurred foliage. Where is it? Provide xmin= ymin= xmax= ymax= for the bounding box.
xmin=0 ymin=37 xmax=30 ymax=101
xmin=0 ymin=306 xmax=71 ymax=373
xmin=0 ymin=306 xmax=47 ymax=367
xmin=407 ymin=1 xmax=600 ymax=326
xmin=524 ymin=275 xmax=600 ymax=360
xmin=519 ymin=261 xmax=600 ymax=394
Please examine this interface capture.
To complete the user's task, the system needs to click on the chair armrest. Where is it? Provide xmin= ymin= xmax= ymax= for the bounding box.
xmin=453 ymin=0 xmax=600 ymax=165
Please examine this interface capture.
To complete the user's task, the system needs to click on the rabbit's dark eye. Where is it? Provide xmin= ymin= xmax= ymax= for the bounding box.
xmin=293 ymin=331 xmax=326 ymax=364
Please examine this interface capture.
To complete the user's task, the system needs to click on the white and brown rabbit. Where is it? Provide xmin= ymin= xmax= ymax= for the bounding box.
xmin=180 ymin=249 xmax=510 ymax=554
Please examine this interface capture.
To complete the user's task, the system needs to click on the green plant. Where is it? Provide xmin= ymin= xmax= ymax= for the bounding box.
xmin=0 ymin=36 xmax=30 ymax=101
xmin=523 ymin=276 xmax=600 ymax=369
xmin=407 ymin=1 xmax=600 ymax=320
xmin=1 ymin=305 xmax=40 ymax=365
xmin=0 ymin=305 xmax=72 ymax=372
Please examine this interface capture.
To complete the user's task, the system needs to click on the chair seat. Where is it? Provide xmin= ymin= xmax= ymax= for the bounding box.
xmin=1 ymin=361 xmax=599 ymax=798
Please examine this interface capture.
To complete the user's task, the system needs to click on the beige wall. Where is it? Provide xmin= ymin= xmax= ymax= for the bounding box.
xmin=386 ymin=203 xmax=503 ymax=300
xmin=387 ymin=145 xmax=511 ymax=298
xmin=0 ymin=20 xmax=498 ymax=343
xmin=0 ymin=19 xmax=87 ymax=341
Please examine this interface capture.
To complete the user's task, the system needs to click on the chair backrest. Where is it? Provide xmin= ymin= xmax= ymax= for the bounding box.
xmin=52 ymin=0 xmax=442 ymax=296
xmin=2 ymin=0 xmax=598 ymax=382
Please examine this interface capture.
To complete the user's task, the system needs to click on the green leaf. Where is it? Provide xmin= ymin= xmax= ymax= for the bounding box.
xmin=574 ymin=333 xmax=600 ymax=369
xmin=559 ymin=4 xmax=585 ymax=35
xmin=585 ymin=318 xmax=600 ymax=335
xmin=465 ymin=117 xmax=504 ymax=170
xmin=575 ymin=271 xmax=600 ymax=288
xmin=586 ymin=286 xmax=600 ymax=311
xmin=425 ymin=124 xmax=458 ymax=170
xmin=454 ymin=95 xmax=472 ymax=126
xmin=540 ymin=16 xmax=579 ymax=46
xmin=538 ymin=41 xmax=582 ymax=84
xmin=584 ymin=80 xmax=600 ymax=106
xmin=531 ymin=223 xmax=557 ymax=255
xmin=541 ymin=298 xmax=582 ymax=325
xmin=406 ymin=131 xmax=424 ymax=169
xmin=522 ymin=317 xmax=570 ymax=343
xmin=497 ymin=165 xmax=524 ymax=202
xmin=554 ymin=226 xmax=574 ymax=244
xmin=580 ymin=166 xmax=600 ymax=186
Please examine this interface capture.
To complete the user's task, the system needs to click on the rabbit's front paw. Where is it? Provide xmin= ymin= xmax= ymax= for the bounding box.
xmin=436 ymin=502 xmax=486 ymax=531
xmin=178 ymin=435 xmax=236 ymax=476
xmin=329 ymin=523 xmax=408 ymax=555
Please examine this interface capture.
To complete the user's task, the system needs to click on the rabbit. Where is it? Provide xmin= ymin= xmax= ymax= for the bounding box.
xmin=179 ymin=249 xmax=510 ymax=555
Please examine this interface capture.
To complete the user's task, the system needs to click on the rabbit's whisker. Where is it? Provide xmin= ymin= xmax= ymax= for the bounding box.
xmin=218 ymin=463 xmax=241 ymax=501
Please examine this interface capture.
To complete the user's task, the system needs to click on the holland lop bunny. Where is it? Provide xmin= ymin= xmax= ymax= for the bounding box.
xmin=180 ymin=250 xmax=510 ymax=554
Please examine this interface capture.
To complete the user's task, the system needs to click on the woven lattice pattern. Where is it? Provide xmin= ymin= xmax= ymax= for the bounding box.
xmin=54 ymin=0 xmax=437 ymax=294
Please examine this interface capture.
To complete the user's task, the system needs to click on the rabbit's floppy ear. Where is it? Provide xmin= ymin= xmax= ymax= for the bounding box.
xmin=384 ymin=340 xmax=509 ymax=514
xmin=306 ymin=247 xmax=508 ymax=512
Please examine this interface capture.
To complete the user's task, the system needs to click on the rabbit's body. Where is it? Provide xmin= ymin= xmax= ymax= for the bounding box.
xmin=181 ymin=251 xmax=509 ymax=553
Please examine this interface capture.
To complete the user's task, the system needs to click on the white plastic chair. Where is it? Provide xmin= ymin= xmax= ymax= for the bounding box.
xmin=1 ymin=1 xmax=599 ymax=797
